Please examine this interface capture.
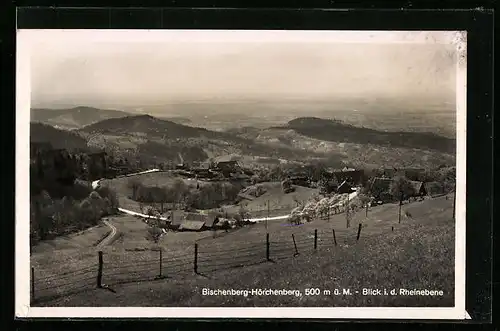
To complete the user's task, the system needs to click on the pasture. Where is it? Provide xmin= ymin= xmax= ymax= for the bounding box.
xmin=31 ymin=193 xmax=455 ymax=307
xmin=100 ymin=172 xmax=318 ymax=217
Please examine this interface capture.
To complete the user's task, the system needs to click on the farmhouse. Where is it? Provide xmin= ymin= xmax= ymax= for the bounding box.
xmin=207 ymin=212 xmax=223 ymax=228
xmin=213 ymin=160 xmax=242 ymax=176
xmin=332 ymin=169 xmax=365 ymax=186
xmin=369 ymin=177 xmax=427 ymax=202
xmin=178 ymin=220 xmax=207 ymax=231
xmin=162 ymin=210 xmax=186 ymax=230
xmin=337 ymin=180 xmax=354 ymax=194
xmin=409 ymin=181 xmax=426 ymax=197
xmin=176 ymin=211 xmax=225 ymax=231
xmin=175 ymin=163 xmax=188 ymax=170
xmin=289 ymin=175 xmax=310 ymax=187
xmin=381 ymin=168 xmax=397 ymax=178
xmin=192 ymin=168 xmax=216 ymax=179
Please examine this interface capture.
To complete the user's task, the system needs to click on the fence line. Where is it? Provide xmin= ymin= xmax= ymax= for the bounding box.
xmin=31 ymin=222 xmax=378 ymax=304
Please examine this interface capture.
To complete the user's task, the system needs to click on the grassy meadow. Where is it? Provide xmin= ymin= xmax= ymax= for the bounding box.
xmin=31 ymin=192 xmax=455 ymax=307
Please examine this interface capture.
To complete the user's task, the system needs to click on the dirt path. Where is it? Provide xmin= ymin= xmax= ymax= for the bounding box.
xmin=96 ymin=219 xmax=117 ymax=248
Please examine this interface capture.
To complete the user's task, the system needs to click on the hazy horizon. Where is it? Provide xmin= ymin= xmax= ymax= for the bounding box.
xmin=29 ymin=31 xmax=459 ymax=112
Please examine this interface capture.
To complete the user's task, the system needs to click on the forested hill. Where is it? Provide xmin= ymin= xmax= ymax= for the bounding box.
xmin=30 ymin=122 xmax=89 ymax=151
xmin=279 ymin=117 xmax=455 ymax=154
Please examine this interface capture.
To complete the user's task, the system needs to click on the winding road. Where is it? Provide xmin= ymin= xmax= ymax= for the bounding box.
xmin=96 ymin=219 xmax=117 ymax=248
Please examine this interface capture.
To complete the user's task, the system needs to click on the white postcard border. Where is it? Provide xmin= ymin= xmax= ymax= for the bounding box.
xmin=15 ymin=29 xmax=468 ymax=320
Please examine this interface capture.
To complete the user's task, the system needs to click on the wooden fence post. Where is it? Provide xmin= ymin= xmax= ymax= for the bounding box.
xmin=194 ymin=243 xmax=198 ymax=274
xmin=357 ymin=224 xmax=362 ymax=241
xmin=97 ymin=251 xmax=103 ymax=288
xmin=31 ymin=267 xmax=35 ymax=303
xmin=398 ymin=196 xmax=403 ymax=224
xmin=159 ymin=248 xmax=163 ymax=278
xmin=332 ymin=229 xmax=337 ymax=246
xmin=365 ymin=203 xmax=368 ymax=217
xmin=314 ymin=229 xmax=318 ymax=250
xmin=266 ymin=233 xmax=270 ymax=261
xmin=292 ymin=234 xmax=299 ymax=256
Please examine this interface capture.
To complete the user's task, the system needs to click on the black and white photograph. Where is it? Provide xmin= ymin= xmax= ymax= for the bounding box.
xmin=16 ymin=29 xmax=467 ymax=319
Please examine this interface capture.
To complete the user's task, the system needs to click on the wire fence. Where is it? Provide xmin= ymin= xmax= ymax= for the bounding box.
xmin=31 ymin=224 xmax=370 ymax=305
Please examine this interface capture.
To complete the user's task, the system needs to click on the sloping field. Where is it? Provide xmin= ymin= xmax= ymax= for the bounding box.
xmin=33 ymin=195 xmax=454 ymax=307
xmin=100 ymin=171 xmax=230 ymax=212
xmin=31 ymin=223 xmax=111 ymax=254
xmin=101 ymin=173 xmax=314 ymax=218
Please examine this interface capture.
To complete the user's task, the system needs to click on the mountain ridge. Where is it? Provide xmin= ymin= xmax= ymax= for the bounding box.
xmin=30 ymin=106 xmax=132 ymax=130
xmin=277 ymin=117 xmax=455 ymax=154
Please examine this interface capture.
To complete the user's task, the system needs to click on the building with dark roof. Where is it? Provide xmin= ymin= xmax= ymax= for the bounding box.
xmin=337 ymin=180 xmax=354 ymax=194
xmin=214 ymin=160 xmax=241 ymax=174
xmin=409 ymin=180 xmax=426 ymax=197
xmin=178 ymin=220 xmax=207 ymax=231
xmin=332 ymin=169 xmax=365 ymax=186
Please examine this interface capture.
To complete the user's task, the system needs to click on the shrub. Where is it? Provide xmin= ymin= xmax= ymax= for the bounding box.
xmin=146 ymin=226 xmax=164 ymax=244
xmin=96 ymin=186 xmax=120 ymax=211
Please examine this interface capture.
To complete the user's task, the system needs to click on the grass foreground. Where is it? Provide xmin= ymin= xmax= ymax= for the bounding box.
xmin=33 ymin=195 xmax=455 ymax=307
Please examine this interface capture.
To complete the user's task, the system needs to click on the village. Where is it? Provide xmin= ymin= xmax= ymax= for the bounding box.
xmin=30 ymin=140 xmax=454 ymax=240
xmin=108 ymin=159 xmax=451 ymax=235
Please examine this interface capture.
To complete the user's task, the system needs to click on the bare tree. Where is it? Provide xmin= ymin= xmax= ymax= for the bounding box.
xmin=146 ymin=226 xmax=164 ymax=245
xmin=390 ymin=176 xmax=415 ymax=223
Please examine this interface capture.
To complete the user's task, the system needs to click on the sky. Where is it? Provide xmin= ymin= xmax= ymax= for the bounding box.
xmin=25 ymin=30 xmax=461 ymax=109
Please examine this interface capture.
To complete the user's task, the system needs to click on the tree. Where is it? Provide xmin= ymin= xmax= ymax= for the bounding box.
xmin=281 ymin=178 xmax=294 ymax=193
xmin=146 ymin=226 xmax=163 ymax=245
xmin=292 ymin=194 xmax=303 ymax=208
xmin=238 ymin=205 xmax=250 ymax=221
xmin=319 ymin=175 xmax=338 ymax=195
xmin=357 ymin=192 xmax=371 ymax=217
xmin=438 ymin=167 xmax=456 ymax=193
xmin=390 ymin=176 xmax=415 ymax=223
xmin=127 ymin=178 xmax=141 ymax=200
xmin=390 ymin=176 xmax=415 ymax=202
xmin=96 ymin=186 xmax=120 ymax=213
xmin=172 ymin=179 xmax=188 ymax=205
